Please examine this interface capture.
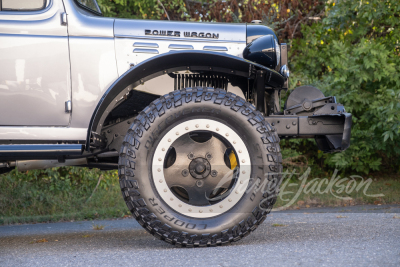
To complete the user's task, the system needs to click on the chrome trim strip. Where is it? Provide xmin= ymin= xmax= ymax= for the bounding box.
xmin=0 ymin=144 xmax=83 ymax=155
xmin=0 ymin=127 xmax=87 ymax=141
xmin=203 ymin=46 xmax=228 ymax=51
xmin=168 ymin=44 xmax=194 ymax=50
xmin=116 ymin=35 xmax=246 ymax=43
xmin=68 ymin=36 xmax=114 ymax=40
xmin=133 ymin=48 xmax=159 ymax=54
xmin=133 ymin=42 xmax=159 ymax=48
xmin=0 ymin=33 xmax=67 ymax=38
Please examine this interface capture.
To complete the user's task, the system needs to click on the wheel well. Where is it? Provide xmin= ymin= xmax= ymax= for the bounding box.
xmin=87 ymin=51 xmax=285 ymax=151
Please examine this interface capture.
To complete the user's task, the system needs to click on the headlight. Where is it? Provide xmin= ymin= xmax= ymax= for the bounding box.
xmin=242 ymin=35 xmax=280 ymax=69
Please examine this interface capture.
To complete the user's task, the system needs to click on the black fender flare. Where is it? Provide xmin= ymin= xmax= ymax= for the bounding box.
xmin=87 ymin=51 xmax=285 ymax=149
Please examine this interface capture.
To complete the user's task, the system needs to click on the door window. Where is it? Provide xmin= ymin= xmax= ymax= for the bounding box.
xmin=1 ymin=0 xmax=47 ymax=11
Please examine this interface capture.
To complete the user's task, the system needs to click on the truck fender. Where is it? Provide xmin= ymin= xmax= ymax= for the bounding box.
xmin=86 ymin=51 xmax=285 ymax=150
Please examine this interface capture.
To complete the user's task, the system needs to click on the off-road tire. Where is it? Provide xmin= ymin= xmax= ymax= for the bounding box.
xmin=118 ymin=87 xmax=282 ymax=247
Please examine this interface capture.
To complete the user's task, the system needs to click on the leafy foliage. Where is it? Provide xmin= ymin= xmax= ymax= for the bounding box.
xmin=96 ymin=0 xmax=189 ymax=20
xmin=97 ymin=0 xmax=324 ymax=42
xmin=290 ymin=0 xmax=400 ymax=173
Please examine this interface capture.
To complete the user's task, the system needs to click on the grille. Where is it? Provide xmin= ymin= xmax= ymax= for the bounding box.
xmin=172 ymin=74 xmax=228 ymax=91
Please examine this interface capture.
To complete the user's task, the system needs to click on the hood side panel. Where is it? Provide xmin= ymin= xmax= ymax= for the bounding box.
xmin=115 ymin=38 xmax=246 ymax=77
xmin=114 ymin=19 xmax=247 ymax=42
xmin=114 ymin=19 xmax=247 ymax=76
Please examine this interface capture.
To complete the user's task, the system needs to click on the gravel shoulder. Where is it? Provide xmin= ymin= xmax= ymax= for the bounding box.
xmin=1 ymin=205 xmax=399 ymax=267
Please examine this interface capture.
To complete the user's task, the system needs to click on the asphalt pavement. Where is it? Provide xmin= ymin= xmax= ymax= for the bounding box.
xmin=1 ymin=205 xmax=399 ymax=267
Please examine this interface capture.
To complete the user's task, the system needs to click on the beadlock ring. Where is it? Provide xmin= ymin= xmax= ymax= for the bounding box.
xmin=151 ymin=119 xmax=251 ymax=219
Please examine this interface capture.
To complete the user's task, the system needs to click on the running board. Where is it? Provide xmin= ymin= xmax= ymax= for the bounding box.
xmin=0 ymin=144 xmax=83 ymax=160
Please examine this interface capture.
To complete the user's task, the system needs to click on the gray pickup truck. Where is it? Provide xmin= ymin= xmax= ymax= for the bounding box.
xmin=0 ymin=0 xmax=351 ymax=247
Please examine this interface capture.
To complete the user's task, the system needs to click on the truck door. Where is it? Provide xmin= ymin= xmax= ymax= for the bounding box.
xmin=0 ymin=0 xmax=71 ymax=126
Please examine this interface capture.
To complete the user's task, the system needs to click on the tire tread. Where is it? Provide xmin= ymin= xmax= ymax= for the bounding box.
xmin=118 ymin=87 xmax=282 ymax=247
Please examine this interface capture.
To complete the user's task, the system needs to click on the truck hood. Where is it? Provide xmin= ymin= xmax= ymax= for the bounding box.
xmin=114 ymin=19 xmax=247 ymax=43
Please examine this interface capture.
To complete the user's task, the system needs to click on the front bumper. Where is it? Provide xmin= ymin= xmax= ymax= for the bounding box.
xmin=265 ymin=112 xmax=352 ymax=153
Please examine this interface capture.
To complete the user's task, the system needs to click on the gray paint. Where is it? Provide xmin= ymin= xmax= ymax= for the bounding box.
xmin=0 ymin=0 xmax=248 ymax=141
xmin=0 ymin=0 xmax=71 ymax=126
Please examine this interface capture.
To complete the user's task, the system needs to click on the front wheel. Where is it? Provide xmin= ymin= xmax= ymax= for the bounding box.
xmin=119 ymin=87 xmax=282 ymax=247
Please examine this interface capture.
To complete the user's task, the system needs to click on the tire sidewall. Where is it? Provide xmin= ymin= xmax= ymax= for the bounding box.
xmin=120 ymin=88 xmax=281 ymax=241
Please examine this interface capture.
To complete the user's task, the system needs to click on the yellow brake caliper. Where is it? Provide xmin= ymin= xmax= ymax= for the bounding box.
xmin=229 ymin=150 xmax=237 ymax=170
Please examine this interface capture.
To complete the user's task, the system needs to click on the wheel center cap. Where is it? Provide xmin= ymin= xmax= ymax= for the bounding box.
xmin=195 ymin=163 xmax=206 ymax=174
xmin=189 ymin=158 xmax=211 ymax=179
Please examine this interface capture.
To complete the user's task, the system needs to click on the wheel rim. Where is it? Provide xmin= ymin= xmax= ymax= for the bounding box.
xmin=152 ymin=119 xmax=251 ymax=218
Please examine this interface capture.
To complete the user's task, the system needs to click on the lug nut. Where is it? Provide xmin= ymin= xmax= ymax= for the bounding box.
xmin=188 ymin=152 xmax=194 ymax=160
xmin=206 ymin=153 xmax=212 ymax=160
xmin=211 ymin=170 xmax=218 ymax=177
xmin=196 ymin=180 xmax=204 ymax=187
xmin=182 ymin=169 xmax=189 ymax=177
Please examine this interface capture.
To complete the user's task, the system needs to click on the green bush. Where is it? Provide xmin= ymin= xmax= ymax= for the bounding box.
xmin=290 ymin=0 xmax=400 ymax=174
xmin=96 ymin=0 xmax=188 ymax=20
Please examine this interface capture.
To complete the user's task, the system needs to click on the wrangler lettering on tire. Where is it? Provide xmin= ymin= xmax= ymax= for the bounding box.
xmin=119 ymin=87 xmax=282 ymax=247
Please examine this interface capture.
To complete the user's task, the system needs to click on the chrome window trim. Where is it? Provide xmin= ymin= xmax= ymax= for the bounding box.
xmin=73 ymin=0 xmax=102 ymax=16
